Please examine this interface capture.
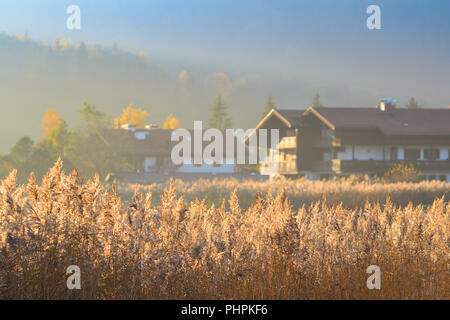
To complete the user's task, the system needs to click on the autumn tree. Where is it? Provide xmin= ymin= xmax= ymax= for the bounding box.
xmin=2 ymin=108 xmax=66 ymax=182
xmin=207 ymin=96 xmax=232 ymax=130
xmin=114 ymin=104 xmax=149 ymax=129
xmin=163 ymin=114 xmax=181 ymax=129
xmin=1 ymin=102 xmax=137 ymax=183
xmin=40 ymin=109 xmax=61 ymax=138
xmin=30 ymin=113 xmax=72 ymax=181
xmin=262 ymin=96 xmax=276 ymax=119
xmin=47 ymin=119 xmax=69 ymax=152
xmin=383 ymin=161 xmax=421 ymax=183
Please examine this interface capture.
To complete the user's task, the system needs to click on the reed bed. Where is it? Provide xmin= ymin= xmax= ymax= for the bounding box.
xmin=0 ymin=160 xmax=448 ymax=299
xmin=118 ymin=176 xmax=449 ymax=210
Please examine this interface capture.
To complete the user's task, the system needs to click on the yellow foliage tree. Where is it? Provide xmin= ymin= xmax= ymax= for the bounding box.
xmin=40 ymin=109 xmax=61 ymax=138
xmin=163 ymin=114 xmax=181 ymax=129
xmin=114 ymin=104 xmax=149 ymax=129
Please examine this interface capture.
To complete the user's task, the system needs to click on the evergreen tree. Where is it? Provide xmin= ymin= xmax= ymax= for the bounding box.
xmin=80 ymin=102 xmax=109 ymax=133
xmin=10 ymin=136 xmax=34 ymax=163
xmin=261 ymin=96 xmax=276 ymax=119
xmin=404 ymin=97 xmax=421 ymax=109
xmin=311 ymin=92 xmax=323 ymax=107
xmin=207 ymin=96 xmax=232 ymax=130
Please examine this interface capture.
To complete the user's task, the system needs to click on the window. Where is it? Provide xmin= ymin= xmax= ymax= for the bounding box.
xmin=404 ymin=148 xmax=420 ymax=160
xmin=424 ymin=149 xmax=440 ymax=160
xmin=390 ymin=147 xmax=398 ymax=160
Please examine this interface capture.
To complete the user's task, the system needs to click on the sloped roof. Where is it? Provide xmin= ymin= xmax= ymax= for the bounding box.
xmin=98 ymin=128 xmax=172 ymax=155
xmin=306 ymin=107 xmax=450 ymax=136
xmin=276 ymin=109 xmax=304 ymax=127
xmin=98 ymin=128 xmax=244 ymax=157
xmin=245 ymin=108 xmax=304 ymax=142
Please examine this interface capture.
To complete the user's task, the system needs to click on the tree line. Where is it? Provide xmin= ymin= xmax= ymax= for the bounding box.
xmin=0 ymin=96 xmax=235 ymax=183
xmin=0 ymin=93 xmax=422 ymax=183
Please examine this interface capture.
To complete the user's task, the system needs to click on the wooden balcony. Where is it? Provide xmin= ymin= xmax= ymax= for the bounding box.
xmin=312 ymin=136 xmax=342 ymax=149
xmin=259 ymin=160 xmax=298 ymax=175
xmin=340 ymin=160 xmax=450 ymax=173
xmin=312 ymin=160 xmax=341 ymax=173
xmin=278 ymin=136 xmax=296 ymax=149
xmin=312 ymin=159 xmax=450 ymax=174
xmin=278 ymin=161 xmax=298 ymax=174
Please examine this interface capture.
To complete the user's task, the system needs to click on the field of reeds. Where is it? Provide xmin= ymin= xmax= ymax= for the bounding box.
xmin=0 ymin=160 xmax=448 ymax=299
xmin=118 ymin=175 xmax=450 ymax=210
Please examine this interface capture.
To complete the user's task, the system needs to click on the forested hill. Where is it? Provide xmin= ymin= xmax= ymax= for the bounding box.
xmin=2 ymin=32 xmax=446 ymax=154
xmin=0 ymin=32 xmax=261 ymax=152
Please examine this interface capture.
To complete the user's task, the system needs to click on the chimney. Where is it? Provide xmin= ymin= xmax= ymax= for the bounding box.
xmin=378 ymin=99 xmax=397 ymax=112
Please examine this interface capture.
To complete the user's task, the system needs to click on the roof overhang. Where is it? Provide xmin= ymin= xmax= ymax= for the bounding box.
xmin=245 ymin=109 xmax=293 ymax=143
xmin=303 ymin=107 xmax=336 ymax=130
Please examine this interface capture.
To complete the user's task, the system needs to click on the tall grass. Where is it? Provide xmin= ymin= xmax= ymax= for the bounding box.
xmin=118 ymin=176 xmax=449 ymax=210
xmin=0 ymin=160 xmax=448 ymax=299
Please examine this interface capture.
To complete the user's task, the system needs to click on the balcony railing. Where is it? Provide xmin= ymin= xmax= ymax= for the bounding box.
xmin=260 ymin=160 xmax=297 ymax=175
xmin=340 ymin=160 xmax=450 ymax=173
xmin=278 ymin=136 xmax=296 ymax=149
xmin=312 ymin=136 xmax=342 ymax=149
xmin=312 ymin=160 xmax=342 ymax=172
xmin=279 ymin=161 xmax=297 ymax=174
xmin=312 ymin=159 xmax=450 ymax=174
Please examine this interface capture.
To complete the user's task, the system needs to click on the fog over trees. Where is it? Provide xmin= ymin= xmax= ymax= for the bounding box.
xmin=0 ymin=32 xmax=447 ymax=154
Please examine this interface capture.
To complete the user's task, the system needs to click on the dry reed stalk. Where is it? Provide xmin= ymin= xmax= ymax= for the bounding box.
xmin=0 ymin=161 xmax=448 ymax=299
